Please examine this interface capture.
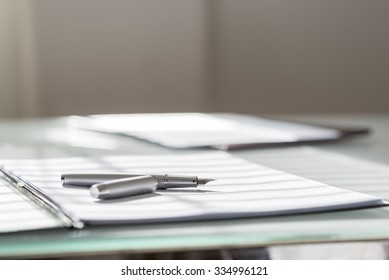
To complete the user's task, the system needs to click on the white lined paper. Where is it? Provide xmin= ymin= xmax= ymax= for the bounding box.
xmin=245 ymin=147 xmax=389 ymax=199
xmin=1 ymin=151 xmax=385 ymax=226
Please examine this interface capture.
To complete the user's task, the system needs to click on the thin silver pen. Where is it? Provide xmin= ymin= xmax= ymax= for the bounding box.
xmin=61 ymin=173 xmax=214 ymax=189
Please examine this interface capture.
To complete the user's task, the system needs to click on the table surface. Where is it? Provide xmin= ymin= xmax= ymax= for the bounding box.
xmin=1 ymin=114 xmax=389 ymax=259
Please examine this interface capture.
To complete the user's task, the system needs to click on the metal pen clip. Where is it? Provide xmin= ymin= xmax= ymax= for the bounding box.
xmin=0 ymin=167 xmax=83 ymax=229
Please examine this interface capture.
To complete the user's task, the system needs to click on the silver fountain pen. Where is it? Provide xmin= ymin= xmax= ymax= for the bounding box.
xmin=61 ymin=173 xmax=214 ymax=200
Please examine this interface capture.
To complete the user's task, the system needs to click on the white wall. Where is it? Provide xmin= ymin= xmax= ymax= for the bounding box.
xmin=0 ymin=0 xmax=37 ymax=118
xmin=1 ymin=1 xmax=389 ymax=117
xmin=32 ymin=0 xmax=209 ymax=116
xmin=210 ymin=0 xmax=389 ymax=114
xmin=0 ymin=0 xmax=18 ymax=117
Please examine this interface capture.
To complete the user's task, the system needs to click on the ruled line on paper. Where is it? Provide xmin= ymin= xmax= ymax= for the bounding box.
xmin=248 ymin=147 xmax=389 ymax=199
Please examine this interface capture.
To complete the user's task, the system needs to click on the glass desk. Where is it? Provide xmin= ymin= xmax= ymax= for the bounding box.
xmin=0 ymin=114 xmax=389 ymax=259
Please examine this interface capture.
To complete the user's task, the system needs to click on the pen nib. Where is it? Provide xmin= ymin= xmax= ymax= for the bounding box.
xmin=197 ymin=178 xmax=215 ymax=185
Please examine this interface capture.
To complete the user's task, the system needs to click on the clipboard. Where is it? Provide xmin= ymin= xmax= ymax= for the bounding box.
xmin=0 ymin=151 xmax=386 ymax=234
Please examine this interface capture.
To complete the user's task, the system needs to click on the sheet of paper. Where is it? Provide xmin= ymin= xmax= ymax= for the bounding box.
xmin=0 ymin=174 xmax=65 ymax=233
xmin=70 ymin=113 xmax=340 ymax=149
xmin=2 ymin=151 xmax=385 ymax=225
xmin=245 ymin=147 xmax=389 ymax=200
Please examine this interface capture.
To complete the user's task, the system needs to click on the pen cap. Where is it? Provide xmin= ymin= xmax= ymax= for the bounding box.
xmin=90 ymin=175 xmax=158 ymax=200
xmin=62 ymin=173 xmax=133 ymax=187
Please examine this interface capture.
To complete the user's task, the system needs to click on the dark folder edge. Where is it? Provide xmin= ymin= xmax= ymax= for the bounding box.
xmin=215 ymin=114 xmax=370 ymax=150
xmin=217 ymin=126 xmax=370 ymax=150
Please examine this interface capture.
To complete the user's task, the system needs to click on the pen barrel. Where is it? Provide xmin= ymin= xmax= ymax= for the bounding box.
xmin=156 ymin=174 xmax=198 ymax=189
xmin=62 ymin=173 xmax=200 ymax=189
xmin=90 ymin=175 xmax=158 ymax=200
